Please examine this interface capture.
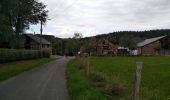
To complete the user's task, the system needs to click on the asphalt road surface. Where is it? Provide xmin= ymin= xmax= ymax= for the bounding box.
xmin=0 ymin=57 xmax=72 ymax=100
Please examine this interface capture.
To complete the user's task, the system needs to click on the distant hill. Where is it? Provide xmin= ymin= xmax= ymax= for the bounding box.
xmin=94 ymin=29 xmax=170 ymax=43
xmin=81 ymin=29 xmax=170 ymax=49
xmin=38 ymin=29 xmax=170 ymax=55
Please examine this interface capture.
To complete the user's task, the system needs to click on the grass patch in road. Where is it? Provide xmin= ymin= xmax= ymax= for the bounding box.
xmin=67 ymin=56 xmax=170 ymax=100
xmin=0 ymin=58 xmax=54 ymax=82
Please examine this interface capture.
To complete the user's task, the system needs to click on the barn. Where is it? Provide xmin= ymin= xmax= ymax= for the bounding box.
xmin=95 ymin=39 xmax=117 ymax=56
xmin=137 ymin=35 xmax=170 ymax=55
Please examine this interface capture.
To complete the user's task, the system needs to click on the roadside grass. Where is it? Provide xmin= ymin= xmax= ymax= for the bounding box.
xmin=67 ymin=60 xmax=109 ymax=100
xmin=67 ymin=56 xmax=170 ymax=100
xmin=0 ymin=58 xmax=54 ymax=82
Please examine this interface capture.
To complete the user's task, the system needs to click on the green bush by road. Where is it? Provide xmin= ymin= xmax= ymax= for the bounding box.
xmin=0 ymin=49 xmax=40 ymax=63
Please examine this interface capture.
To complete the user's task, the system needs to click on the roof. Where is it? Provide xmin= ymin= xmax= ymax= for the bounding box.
xmin=97 ymin=39 xmax=114 ymax=46
xmin=25 ymin=34 xmax=51 ymax=45
xmin=137 ymin=35 xmax=166 ymax=47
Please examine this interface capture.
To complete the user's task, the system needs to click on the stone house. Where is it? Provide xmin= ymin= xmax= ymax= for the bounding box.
xmin=95 ymin=39 xmax=117 ymax=56
xmin=137 ymin=35 xmax=170 ymax=55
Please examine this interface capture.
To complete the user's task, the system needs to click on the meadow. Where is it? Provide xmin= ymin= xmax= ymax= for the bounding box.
xmin=67 ymin=56 xmax=170 ymax=100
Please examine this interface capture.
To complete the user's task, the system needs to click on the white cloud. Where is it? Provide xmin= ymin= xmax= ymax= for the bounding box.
xmin=29 ymin=0 xmax=170 ymax=38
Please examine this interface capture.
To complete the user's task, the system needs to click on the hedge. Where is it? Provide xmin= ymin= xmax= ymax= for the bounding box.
xmin=0 ymin=49 xmax=41 ymax=63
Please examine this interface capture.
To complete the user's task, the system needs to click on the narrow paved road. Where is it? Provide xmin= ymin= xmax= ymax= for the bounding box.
xmin=0 ymin=57 xmax=72 ymax=100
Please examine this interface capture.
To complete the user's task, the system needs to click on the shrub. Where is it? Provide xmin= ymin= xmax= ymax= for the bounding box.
xmin=42 ymin=48 xmax=51 ymax=58
xmin=75 ymin=56 xmax=85 ymax=69
xmin=0 ymin=48 xmax=41 ymax=63
xmin=154 ymin=44 xmax=161 ymax=51
xmin=89 ymin=73 xmax=106 ymax=87
xmin=105 ymin=81 xmax=125 ymax=96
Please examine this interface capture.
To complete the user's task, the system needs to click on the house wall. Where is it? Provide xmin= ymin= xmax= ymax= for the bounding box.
xmin=140 ymin=41 xmax=159 ymax=55
xmin=30 ymin=40 xmax=40 ymax=50
xmin=25 ymin=35 xmax=52 ymax=50
xmin=96 ymin=45 xmax=103 ymax=56
xmin=96 ymin=42 xmax=117 ymax=56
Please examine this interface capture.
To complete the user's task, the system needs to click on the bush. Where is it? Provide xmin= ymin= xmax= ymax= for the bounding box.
xmin=105 ymin=81 xmax=125 ymax=96
xmin=42 ymin=48 xmax=51 ymax=58
xmin=75 ymin=56 xmax=85 ymax=69
xmin=0 ymin=48 xmax=41 ymax=63
xmin=89 ymin=73 xmax=106 ymax=87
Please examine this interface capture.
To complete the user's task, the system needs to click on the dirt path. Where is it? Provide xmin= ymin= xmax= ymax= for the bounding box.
xmin=0 ymin=57 xmax=72 ymax=100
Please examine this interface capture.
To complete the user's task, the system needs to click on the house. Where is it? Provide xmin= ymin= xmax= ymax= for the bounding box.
xmin=24 ymin=34 xmax=52 ymax=50
xmin=95 ymin=39 xmax=117 ymax=56
xmin=137 ymin=35 xmax=170 ymax=55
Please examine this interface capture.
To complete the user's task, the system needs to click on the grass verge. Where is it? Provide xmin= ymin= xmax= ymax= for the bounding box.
xmin=67 ymin=59 xmax=109 ymax=100
xmin=0 ymin=58 xmax=54 ymax=82
xmin=67 ymin=56 xmax=170 ymax=100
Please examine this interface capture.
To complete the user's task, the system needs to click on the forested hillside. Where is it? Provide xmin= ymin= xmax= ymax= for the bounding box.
xmin=52 ymin=29 xmax=170 ymax=55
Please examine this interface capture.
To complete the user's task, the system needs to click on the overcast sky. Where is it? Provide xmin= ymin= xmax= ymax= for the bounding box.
xmin=28 ymin=0 xmax=170 ymax=38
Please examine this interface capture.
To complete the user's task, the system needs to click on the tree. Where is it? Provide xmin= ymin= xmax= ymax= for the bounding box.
xmin=10 ymin=0 xmax=48 ymax=48
xmin=73 ymin=32 xmax=83 ymax=52
xmin=84 ymin=37 xmax=96 ymax=53
xmin=154 ymin=44 xmax=161 ymax=51
xmin=0 ymin=0 xmax=16 ymax=48
xmin=0 ymin=0 xmax=48 ymax=48
xmin=119 ymin=34 xmax=137 ymax=50
xmin=73 ymin=33 xmax=83 ymax=39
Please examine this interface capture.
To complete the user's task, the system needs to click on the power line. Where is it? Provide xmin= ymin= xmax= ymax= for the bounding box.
xmin=61 ymin=0 xmax=79 ymax=13
xmin=50 ymin=0 xmax=79 ymax=19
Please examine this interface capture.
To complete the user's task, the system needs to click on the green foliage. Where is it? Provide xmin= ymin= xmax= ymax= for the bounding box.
xmin=0 ymin=58 xmax=54 ymax=81
xmin=154 ymin=44 xmax=161 ymax=51
xmin=119 ymin=34 xmax=137 ymax=49
xmin=0 ymin=0 xmax=48 ymax=48
xmin=83 ymin=37 xmax=96 ymax=53
xmin=88 ymin=72 xmax=106 ymax=87
xmin=0 ymin=49 xmax=40 ymax=63
xmin=42 ymin=48 xmax=51 ymax=58
xmin=63 ymin=39 xmax=81 ymax=55
xmin=105 ymin=80 xmax=125 ymax=96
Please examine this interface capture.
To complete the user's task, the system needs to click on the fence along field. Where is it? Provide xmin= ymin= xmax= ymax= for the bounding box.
xmin=67 ymin=56 xmax=170 ymax=100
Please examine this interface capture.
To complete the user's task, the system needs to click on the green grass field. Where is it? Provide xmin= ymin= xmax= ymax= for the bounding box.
xmin=0 ymin=58 xmax=54 ymax=82
xmin=67 ymin=56 xmax=170 ymax=100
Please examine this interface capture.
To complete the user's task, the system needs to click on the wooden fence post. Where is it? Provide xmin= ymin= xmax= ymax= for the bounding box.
xmin=76 ymin=55 xmax=80 ymax=68
xmin=86 ymin=56 xmax=90 ymax=76
xmin=132 ymin=62 xmax=143 ymax=100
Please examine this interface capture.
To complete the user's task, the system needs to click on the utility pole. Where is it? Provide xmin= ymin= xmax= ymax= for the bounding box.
xmin=39 ymin=18 xmax=43 ymax=57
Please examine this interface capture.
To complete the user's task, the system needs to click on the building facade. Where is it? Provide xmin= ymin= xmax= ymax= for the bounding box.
xmin=24 ymin=34 xmax=52 ymax=50
xmin=95 ymin=39 xmax=117 ymax=56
